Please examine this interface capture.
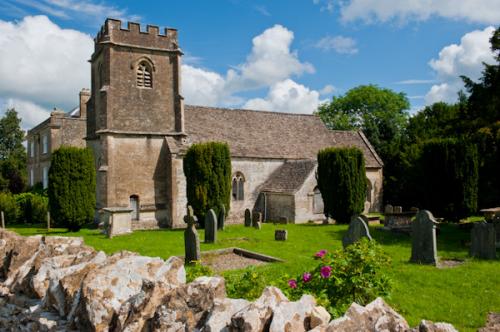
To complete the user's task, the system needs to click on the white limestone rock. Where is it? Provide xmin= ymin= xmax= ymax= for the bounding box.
xmin=204 ymin=298 xmax=251 ymax=332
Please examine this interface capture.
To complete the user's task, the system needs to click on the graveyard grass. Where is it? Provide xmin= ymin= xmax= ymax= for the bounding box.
xmin=9 ymin=222 xmax=500 ymax=331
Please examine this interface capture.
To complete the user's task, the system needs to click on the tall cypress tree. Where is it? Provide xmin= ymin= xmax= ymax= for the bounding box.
xmin=183 ymin=142 xmax=231 ymax=226
xmin=48 ymin=147 xmax=96 ymax=231
xmin=422 ymin=138 xmax=478 ymax=221
xmin=317 ymin=147 xmax=366 ymax=224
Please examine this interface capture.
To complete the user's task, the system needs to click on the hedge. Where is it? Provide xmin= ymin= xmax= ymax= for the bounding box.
xmin=48 ymin=147 xmax=96 ymax=231
xmin=15 ymin=192 xmax=48 ymax=224
xmin=0 ymin=191 xmax=19 ymax=225
xmin=183 ymin=142 xmax=231 ymax=226
xmin=317 ymin=147 xmax=366 ymax=224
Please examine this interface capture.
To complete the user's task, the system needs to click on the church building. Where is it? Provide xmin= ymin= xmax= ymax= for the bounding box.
xmin=29 ymin=19 xmax=384 ymax=230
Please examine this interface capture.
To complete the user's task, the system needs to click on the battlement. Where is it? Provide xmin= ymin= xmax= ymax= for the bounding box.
xmin=94 ymin=18 xmax=179 ymax=51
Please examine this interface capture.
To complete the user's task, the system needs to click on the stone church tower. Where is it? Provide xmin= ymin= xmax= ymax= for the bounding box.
xmin=86 ymin=19 xmax=186 ymax=228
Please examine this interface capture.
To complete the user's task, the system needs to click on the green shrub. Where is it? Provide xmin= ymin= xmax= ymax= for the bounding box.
xmin=225 ymin=266 xmax=267 ymax=300
xmin=282 ymin=239 xmax=392 ymax=318
xmin=185 ymin=260 xmax=214 ymax=282
xmin=183 ymin=142 xmax=231 ymax=226
xmin=0 ymin=191 xmax=19 ymax=224
xmin=422 ymin=138 xmax=478 ymax=220
xmin=48 ymin=147 xmax=96 ymax=231
xmin=317 ymin=147 xmax=366 ymax=224
xmin=15 ymin=192 xmax=48 ymax=224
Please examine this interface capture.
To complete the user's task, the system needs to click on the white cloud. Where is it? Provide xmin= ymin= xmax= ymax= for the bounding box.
xmin=243 ymin=79 xmax=322 ymax=114
xmin=1 ymin=98 xmax=50 ymax=130
xmin=9 ymin=0 xmax=140 ymax=24
xmin=0 ymin=15 xmax=93 ymax=111
xmin=337 ymin=0 xmax=500 ymax=25
xmin=312 ymin=0 xmax=335 ymax=13
xmin=182 ymin=24 xmax=319 ymax=112
xmin=396 ymin=79 xmax=436 ymax=85
xmin=315 ymin=35 xmax=358 ymax=54
xmin=425 ymin=26 xmax=496 ymax=104
xmin=319 ymin=84 xmax=336 ymax=95
xmin=225 ymin=24 xmax=314 ymax=92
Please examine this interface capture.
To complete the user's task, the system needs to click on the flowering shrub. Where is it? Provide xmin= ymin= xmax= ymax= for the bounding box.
xmin=225 ymin=266 xmax=267 ymax=300
xmin=283 ymin=239 xmax=392 ymax=317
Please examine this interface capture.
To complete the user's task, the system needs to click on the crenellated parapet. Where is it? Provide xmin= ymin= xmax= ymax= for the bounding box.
xmin=94 ymin=18 xmax=179 ymax=52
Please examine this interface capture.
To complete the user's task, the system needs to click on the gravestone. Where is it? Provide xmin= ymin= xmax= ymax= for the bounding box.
xmin=279 ymin=216 xmax=289 ymax=224
xmin=1 ymin=211 xmax=4 ymax=229
xmin=342 ymin=215 xmax=372 ymax=248
xmin=252 ymin=212 xmax=262 ymax=229
xmin=275 ymin=230 xmax=288 ymax=241
xmin=385 ymin=204 xmax=394 ymax=214
xmin=205 ymin=209 xmax=218 ymax=243
xmin=410 ymin=210 xmax=438 ymax=265
xmin=47 ymin=211 xmax=51 ymax=231
xmin=244 ymin=209 xmax=252 ymax=227
xmin=470 ymin=222 xmax=497 ymax=259
xmin=393 ymin=206 xmax=403 ymax=214
xmin=218 ymin=204 xmax=226 ymax=230
xmin=184 ymin=206 xmax=200 ymax=264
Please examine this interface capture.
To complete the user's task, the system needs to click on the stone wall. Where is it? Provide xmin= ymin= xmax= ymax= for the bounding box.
xmin=0 ymin=230 xmax=457 ymax=332
xmin=266 ymin=193 xmax=296 ymax=222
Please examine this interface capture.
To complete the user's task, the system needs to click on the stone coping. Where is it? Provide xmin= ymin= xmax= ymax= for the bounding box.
xmin=102 ymin=207 xmax=133 ymax=213
xmin=179 ymin=247 xmax=284 ymax=263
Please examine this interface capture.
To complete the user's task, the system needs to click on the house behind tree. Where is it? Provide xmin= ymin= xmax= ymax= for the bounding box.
xmin=27 ymin=19 xmax=383 ymax=229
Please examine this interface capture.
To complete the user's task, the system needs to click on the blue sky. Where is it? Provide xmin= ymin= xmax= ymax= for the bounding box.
xmin=0 ymin=0 xmax=498 ymax=129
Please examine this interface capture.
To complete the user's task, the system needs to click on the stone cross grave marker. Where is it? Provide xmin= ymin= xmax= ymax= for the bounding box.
xmin=275 ymin=230 xmax=288 ymax=241
xmin=253 ymin=212 xmax=262 ymax=229
xmin=342 ymin=215 xmax=372 ymax=248
xmin=184 ymin=206 xmax=200 ymax=264
xmin=470 ymin=222 xmax=497 ymax=259
xmin=385 ymin=204 xmax=394 ymax=214
xmin=218 ymin=204 xmax=226 ymax=230
xmin=410 ymin=210 xmax=438 ymax=265
xmin=244 ymin=209 xmax=252 ymax=227
xmin=205 ymin=209 xmax=218 ymax=243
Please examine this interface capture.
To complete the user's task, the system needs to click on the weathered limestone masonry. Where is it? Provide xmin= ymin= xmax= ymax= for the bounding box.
xmin=0 ymin=230 xmax=457 ymax=331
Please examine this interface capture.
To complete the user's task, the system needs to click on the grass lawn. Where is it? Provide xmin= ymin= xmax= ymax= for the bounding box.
xmin=8 ymin=222 xmax=500 ymax=331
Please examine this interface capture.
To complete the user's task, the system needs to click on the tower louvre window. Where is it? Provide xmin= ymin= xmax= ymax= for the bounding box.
xmin=136 ymin=62 xmax=152 ymax=88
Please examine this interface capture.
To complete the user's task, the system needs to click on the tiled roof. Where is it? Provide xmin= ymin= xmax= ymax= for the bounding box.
xmin=184 ymin=105 xmax=383 ymax=168
xmin=260 ymin=160 xmax=317 ymax=194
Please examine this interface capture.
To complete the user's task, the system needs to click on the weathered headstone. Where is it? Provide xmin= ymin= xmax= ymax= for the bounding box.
xmin=393 ymin=206 xmax=403 ymax=214
xmin=205 ymin=209 xmax=218 ymax=243
xmin=1 ymin=211 xmax=4 ymax=229
xmin=470 ymin=222 xmax=497 ymax=259
xmin=47 ymin=211 xmax=51 ymax=231
xmin=184 ymin=206 xmax=200 ymax=264
xmin=252 ymin=212 xmax=262 ymax=229
xmin=275 ymin=230 xmax=288 ymax=241
xmin=218 ymin=204 xmax=226 ymax=230
xmin=410 ymin=210 xmax=438 ymax=265
xmin=385 ymin=204 xmax=394 ymax=214
xmin=279 ymin=216 xmax=289 ymax=224
xmin=244 ymin=209 xmax=252 ymax=227
xmin=342 ymin=215 xmax=372 ymax=248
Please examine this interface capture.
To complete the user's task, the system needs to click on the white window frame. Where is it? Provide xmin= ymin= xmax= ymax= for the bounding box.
xmin=29 ymin=140 xmax=34 ymax=157
xmin=42 ymin=135 xmax=48 ymax=154
xmin=42 ymin=167 xmax=49 ymax=189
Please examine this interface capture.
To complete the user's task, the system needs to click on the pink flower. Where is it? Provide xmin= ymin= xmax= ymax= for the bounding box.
xmin=302 ymin=272 xmax=312 ymax=283
xmin=315 ymin=249 xmax=327 ymax=258
xmin=320 ymin=266 xmax=332 ymax=278
xmin=288 ymin=279 xmax=297 ymax=289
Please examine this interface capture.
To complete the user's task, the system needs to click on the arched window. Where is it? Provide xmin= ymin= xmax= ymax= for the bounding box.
xmin=232 ymin=172 xmax=245 ymax=201
xmin=136 ymin=61 xmax=152 ymax=88
xmin=313 ymin=187 xmax=324 ymax=214
xmin=130 ymin=195 xmax=139 ymax=220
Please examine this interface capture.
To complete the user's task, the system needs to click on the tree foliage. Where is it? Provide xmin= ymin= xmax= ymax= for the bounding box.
xmin=0 ymin=109 xmax=26 ymax=193
xmin=48 ymin=147 xmax=96 ymax=231
xmin=0 ymin=191 xmax=19 ymax=224
xmin=317 ymin=147 xmax=366 ymax=224
xmin=421 ymin=138 xmax=478 ymax=221
xmin=183 ymin=142 xmax=231 ymax=226
xmin=15 ymin=192 xmax=48 ymax=224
